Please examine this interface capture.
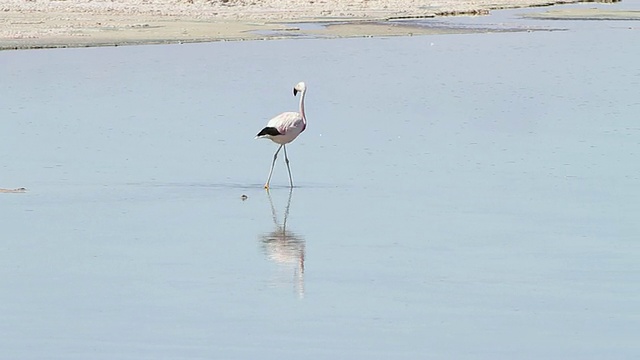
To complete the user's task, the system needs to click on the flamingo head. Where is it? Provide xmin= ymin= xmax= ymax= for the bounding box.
xmin=293 ymin=82 xmax=306 ymax=96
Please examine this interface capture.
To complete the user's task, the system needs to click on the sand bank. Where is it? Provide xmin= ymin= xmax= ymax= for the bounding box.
xmin=523 ymin=7 xmax=640 ymax=20
xmin=0 ymin=0 xmax=619 ymax=49
xmin=0 ymin=188 xmax=27 ymax=193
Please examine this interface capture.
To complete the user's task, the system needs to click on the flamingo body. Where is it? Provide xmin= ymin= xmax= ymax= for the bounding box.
xmin=257 ymin=111 xmax=305 ymax=145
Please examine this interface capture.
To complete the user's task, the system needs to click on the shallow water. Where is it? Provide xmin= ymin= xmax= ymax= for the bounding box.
xmin=1 ymin=2 xmax=639 ymax=359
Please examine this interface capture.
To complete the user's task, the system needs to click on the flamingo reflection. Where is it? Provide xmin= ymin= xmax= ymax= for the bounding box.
xmin=260 ymin=189 xmax=305 ymax=298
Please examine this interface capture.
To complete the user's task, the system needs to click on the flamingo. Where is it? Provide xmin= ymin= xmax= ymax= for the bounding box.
xmin=255 ymin=82 xmax=307 ymax=189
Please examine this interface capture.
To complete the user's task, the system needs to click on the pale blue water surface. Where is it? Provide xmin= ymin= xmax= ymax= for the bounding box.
xmin=1 ymin=2 xmax=639 ymax=359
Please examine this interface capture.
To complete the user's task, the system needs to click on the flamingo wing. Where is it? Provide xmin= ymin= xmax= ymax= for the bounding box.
xmin=267 ymin=112 xmax=304 ymax=134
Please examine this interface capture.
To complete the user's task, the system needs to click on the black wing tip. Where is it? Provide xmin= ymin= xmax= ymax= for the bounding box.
xmin=256 ymin=127 xmax=282 ymax=137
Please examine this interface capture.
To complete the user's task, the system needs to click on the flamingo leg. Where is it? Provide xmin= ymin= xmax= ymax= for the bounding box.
xmin=265 ymin=144 xmax=283 ymax=189
xmin=283 ymin=144 xmax=294 ymax=188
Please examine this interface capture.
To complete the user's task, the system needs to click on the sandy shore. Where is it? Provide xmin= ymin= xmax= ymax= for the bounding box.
xmin=0 ymin=0 xmax=623 ymax=49
xmin=0 ymin=188 xmax=27 ymax=193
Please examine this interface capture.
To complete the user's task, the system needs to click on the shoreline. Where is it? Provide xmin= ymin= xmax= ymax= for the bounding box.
xmin=0 ymin=0 xmax=626 ymax=50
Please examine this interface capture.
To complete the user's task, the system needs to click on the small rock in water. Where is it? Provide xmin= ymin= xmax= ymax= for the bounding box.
xmin=241 ymin=194 xmax=248 ymax=201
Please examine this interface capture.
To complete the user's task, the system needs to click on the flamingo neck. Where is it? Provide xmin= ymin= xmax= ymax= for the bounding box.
xmin=299 ymin=89 xmax=307 ymax=125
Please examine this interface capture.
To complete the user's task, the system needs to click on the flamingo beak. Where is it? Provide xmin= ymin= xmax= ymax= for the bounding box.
xmin=293 ymin=88 xmax=299 ymax=96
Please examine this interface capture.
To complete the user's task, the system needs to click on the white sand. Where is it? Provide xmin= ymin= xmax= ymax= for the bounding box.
xmin=0 ymin=0 xmax=583 ymax=49
xmin=0 ymin=188 xmax=27 ymax=193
